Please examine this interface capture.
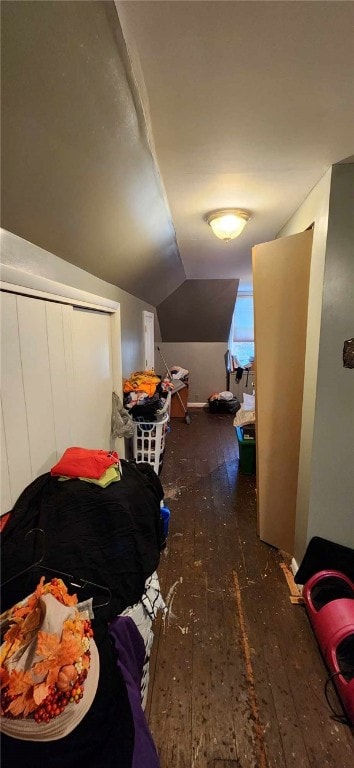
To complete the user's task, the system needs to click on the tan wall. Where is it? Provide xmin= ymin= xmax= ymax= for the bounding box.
xmin=306 ymin=165 xmax=354 ymax=550
xmin=278 ymin=165 xmax=354 ymax=566
xmin=278 ymin=169 xmax=332 ymax=565
xmin=157 ymin=342 xmax=228 ymax=403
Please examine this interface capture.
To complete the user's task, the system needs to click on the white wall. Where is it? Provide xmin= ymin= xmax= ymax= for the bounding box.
xmin=0 ymin=229 xmax=158 ymax=378
xmin=278 ymin=165 xmax=354 ymax=564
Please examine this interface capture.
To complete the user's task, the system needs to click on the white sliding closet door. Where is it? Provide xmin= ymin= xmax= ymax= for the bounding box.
xmin=1 ymin=293 xmax=116 ymax=514
xmin=45 ymin=301 xmax=75 ymax=457
xmin=1 ymin=292 xmax=33 ymax=507
xmin=70 ymin=307 xmax=113 ymax=450
xmin=1 ymin=293 xmax=73 ymax=510
xmin=1 ymin=399 xmax=12 ymax=513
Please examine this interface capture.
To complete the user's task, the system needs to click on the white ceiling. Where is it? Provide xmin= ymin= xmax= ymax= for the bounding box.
xmin=118 ymin=0 xmax=354 ymax=285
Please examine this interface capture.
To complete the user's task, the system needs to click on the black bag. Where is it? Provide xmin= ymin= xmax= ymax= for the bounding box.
xmin=208 ymin=397 xmax=241 ymax=415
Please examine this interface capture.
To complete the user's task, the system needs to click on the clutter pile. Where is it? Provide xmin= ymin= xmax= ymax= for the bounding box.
xmin=156 ymin=348 xmax=191 ymax=424
xmin=233 ymin=392 xmax=256 ymax=428
xmin=123 ymin=370 xmax=172 ymax=475
xmin=169 ymin=366 xmax=189 ymax=384
xmin=123 ymin=370 xmax=172 ymax=424
xmin=51 ymin=446 xmax=122 ymax=487
xmin=208 ymin=390 xmax=241 ymax=414
xmin=111 ymin=393 xmax=134 ymax=440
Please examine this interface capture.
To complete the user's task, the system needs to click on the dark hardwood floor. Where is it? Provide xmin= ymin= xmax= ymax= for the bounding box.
xmin=147 ymin=409 xmax=354 ymax=768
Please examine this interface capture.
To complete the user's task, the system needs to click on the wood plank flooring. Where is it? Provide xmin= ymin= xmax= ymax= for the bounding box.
xmin=147 ymin=409 xmax=354 ymax=768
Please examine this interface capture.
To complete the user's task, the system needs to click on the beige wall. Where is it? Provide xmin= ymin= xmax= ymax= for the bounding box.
xmin=278 ymin=169 xmax=332 ymax=565
xmin=307 ymin=165 xmax=354 ymax=549
xmin=157 ymin=342 xmax=228 ymax=403
xmin=278 ymin=165 xmax=354 ymax=566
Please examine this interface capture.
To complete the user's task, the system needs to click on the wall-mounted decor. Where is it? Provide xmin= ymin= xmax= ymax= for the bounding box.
xmin=343 ymin=338 xmax=354 ymax=369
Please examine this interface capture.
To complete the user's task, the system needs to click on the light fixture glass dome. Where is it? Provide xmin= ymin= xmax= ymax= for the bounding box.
xmin=206 ymin=209 xmax=250 ymax=241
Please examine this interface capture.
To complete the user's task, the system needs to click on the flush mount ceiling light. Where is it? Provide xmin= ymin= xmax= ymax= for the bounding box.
xmin=206 ymin=209 xmax=251 ymax=241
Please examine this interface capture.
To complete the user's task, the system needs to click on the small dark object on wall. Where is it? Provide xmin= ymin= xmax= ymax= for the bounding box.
xmin=343 ymin=338 xmax=354 ymax=369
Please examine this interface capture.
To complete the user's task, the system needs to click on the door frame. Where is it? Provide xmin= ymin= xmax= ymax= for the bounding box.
xmin=143 ymin=310 xmax=155 ymax=370
xmin=1 ymin=265 xmax=121 ymax=373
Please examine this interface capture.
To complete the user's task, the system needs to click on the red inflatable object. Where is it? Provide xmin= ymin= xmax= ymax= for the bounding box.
xmin=303 ymin=569 xmax=354 ymax=724
xmin=303 ymin=570 xmax=354 ymax=655
xmin=327 ymin=629 xmax=354 ymax=725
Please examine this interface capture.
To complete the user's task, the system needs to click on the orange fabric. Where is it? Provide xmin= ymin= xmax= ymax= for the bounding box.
xmin=123 ymin=371 xmax=161 ymax=398
xmin=51 ymin=447 xmax=119 ymax=480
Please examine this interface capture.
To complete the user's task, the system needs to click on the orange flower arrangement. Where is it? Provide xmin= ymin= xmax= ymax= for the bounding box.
xmin=0 ymin=578 xmax=93 ymax=724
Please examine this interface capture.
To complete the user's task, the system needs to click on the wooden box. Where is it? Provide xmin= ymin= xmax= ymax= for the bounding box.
xmin=170 ymin=384 xmax=189 ymax=418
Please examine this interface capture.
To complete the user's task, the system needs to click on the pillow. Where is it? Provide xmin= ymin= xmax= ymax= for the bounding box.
xmin=242 ymin=393 xmax=255 ymax=410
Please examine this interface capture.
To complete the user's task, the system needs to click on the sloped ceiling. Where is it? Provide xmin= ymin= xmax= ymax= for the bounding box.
xmin=118 ymin=0 xmax=354 ymax=283
xmin=1 ymin=0 xmax=185 ymax=306
xmin=157 ymin=279 xmax=239 ymax=342
xmin=2 ymin=1 xmax=354 ymax=340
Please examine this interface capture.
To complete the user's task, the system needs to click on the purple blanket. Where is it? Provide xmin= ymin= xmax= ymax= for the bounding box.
xmin=109 ymin=616 xmax=160 ymax=768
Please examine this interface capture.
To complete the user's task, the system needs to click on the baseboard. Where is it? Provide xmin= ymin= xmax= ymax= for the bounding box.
xmin=291 ymin=557 xmax=303 ymax=592
xmin=187 ymin=402 xmax=207 ymax=408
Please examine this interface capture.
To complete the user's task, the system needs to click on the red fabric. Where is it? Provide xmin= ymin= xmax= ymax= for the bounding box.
xmin=0 ymin=513 xmax=10 ymax=532
xmin=51 ymin=447 xmax=119 ymax=479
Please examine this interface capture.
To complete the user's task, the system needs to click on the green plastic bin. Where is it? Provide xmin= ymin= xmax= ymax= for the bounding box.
xmin=235 ymin=426 xmax=256 ymax=475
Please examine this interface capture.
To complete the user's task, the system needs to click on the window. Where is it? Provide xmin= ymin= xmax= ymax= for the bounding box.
xmin=229 ymin=293 xmax=255 ymax=369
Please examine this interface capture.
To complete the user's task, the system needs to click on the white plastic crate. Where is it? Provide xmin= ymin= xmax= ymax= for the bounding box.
xmin=132 ymin=412 xmax=169 ymax=475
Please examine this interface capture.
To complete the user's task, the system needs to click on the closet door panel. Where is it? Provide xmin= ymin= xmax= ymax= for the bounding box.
xmin=62 ymin=304 xmax=76 ymax=441
xmin=17 ymin=294 xmax=57 ymax=477
xmin=71 ymin=308 xmax=113 ymax=450
xmin=1 ymin=291 xmax=118 ymax=513
xmin=46 ymin=302 xmax=73 ymax=459
xmin=1 ymin=399 xmax=12 ymax=513
xmin=0 ymin=292 xmax=32 ymax=506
